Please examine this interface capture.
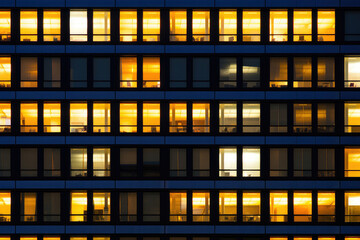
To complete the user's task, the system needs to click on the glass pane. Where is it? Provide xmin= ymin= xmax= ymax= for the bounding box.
xmin=43 ymin=192 xmax=60 ymax=221
xmin=0 ymin=57 xmax=11 ymax=88
xmin=71 ymin=148 xmax=87 ymax=177
xmin=270 ymin=148 xmax=288 ymax=177
xmin=243 ymin=57 xmax=260 ymax=88
xmin=294 ymin=57 xmax=312 ymax=88
xmin=170 ymin=148 xmax=186 ymax=177
xmin=243 ymin=103 xmax=260 ymax=133
xmin=243 ymin=191 xmax=261 ymax=222
xmin=219 ymin=191 xmax=237 ymax=222
xmin=294 ymin=191 xmax=312 ymax=222
xmin=119 ymin=192 xmax=137 ymax=221
xmin=70 ymin=58 xmax=87 ymax=88
xmin=143 ymin=57 xmax=160 ymax=88
xmin=192 ymin=103 xmax=210 ymax=133
xmin=293 ymin=104 xmax=312 ymax=133
xmin=120 ymin=148 xmax=137 ymax=177
xmin=193 ymin=57 xmax=210 ymax=88
xmin=21 ymin=57 xmax=38 ymax=88
xmin=0 ymin=103 xmax=11 ymax=132
xmin=270 ymin=57 xmax=288 ymax=88
xmin=270 ymin=191 xmax=288 ymax=222
xmin=120 ymin=10 xmax=137 ymax=42
xmin=293 ymin=10 xmax=312 ymax=42
xmin=44 ymin=148 xmax=61 ymax=177
xmin=21 ymin=192 xmax=37 ymax=221
xmin=219 ymin=57 xmax=236 ymax=88
xmin=143 ymin=10 xmax=160 ymax=41
xmin=0 ymin=11 xmax=11 ymax=41
xmin=21 ymin=148 xmax=37 ymax=177
xmin=93 ymin=58 xmax=110 ymax=88
xmin=242 ymin=147 xmax=260 ymax=177
xmin=20 ymin=10 xmax=37 ymax=41
xmin=193 ymin=148 xmax=210 ymax=177
xmin=70 ymin=10 xmax=87 ymax=41
xmin=120 ymin=57 xmax=137 ymax=88
xmin=169 ymin=103 xmax=187 ymax=133
xmin=43 ymin=11 xmax=61 ymax=42
xmin=192 ymin=191 xmax=210 ymax=222
xmin=93 ymin=192 xmax=111 ymax=221
xmin=219 ymin=147 xmax=237 ymax=177
xmin=270 ymin=10 xmax=288 ymax=42
xmin=93 ymin=148 xmax=110 ymax=177
xmin=345 ymin=57 xmax=360 ymax=88
xmin=119 ymin=103 xmax=137 ymax=133
xmin=170 ymin=192 xmax=187 ymax=221
xmin=243 ymin=10 xmax=260 ymax=42
xmin=20 ymin=103 xmax=38 ymax=132
xmin=170 ymin=58 xmax=186 ymax=88
xmin=143 ymin=103 xmax=160 ymax=133
xmin=192 ymin=10 xmax=210 ymax=42
xmin=318 ymin=57 xmax=335 ymax=88
xmin=318 ymin=10 xmax=335 ymax=41
xmin=70 ymin=191 xmax=87 ymax=221
xmin=0 ymin=149 xmax=10 ymax=177
xmin=43 ymin=102 xmax=61 ymax=133
xmin=219 ymin=103 xmax=237 ymax=133
xmin=93 ymin=10 xmax=111 ymax=42
xmin=44 ymin=57 xmax=61 ymax=88
xmin=170 ymin=10 xmax=187 ymax=41
xmin=93 ymin=102 xmax=111 ymax=133
xmin=219 ymin=10 xmax=237 ymax=42
xmin=70 ymin=103 xmax=87 ymax=133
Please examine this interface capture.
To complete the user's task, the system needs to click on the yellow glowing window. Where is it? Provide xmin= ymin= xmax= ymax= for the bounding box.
xmin=44 ymin=102 xmax=61 ymax=133
xmin=242 ymin=103 xmax=260 ymax=133
xmin=293 ymin=103 xmax=312 ymax=133
xmin=20 ymin=237 xmax=37 ymax=240
xmin=270 ymin=191 xmax=288 ymax=222
xmin=193 ymin=103 xmax=210 ymax=133
xmin=318 ymin=191 xmax=335 ymax=222
xmin=219 ymin=103 xmax=237 ymax=133
xmin=119 ymin=103 xmax=137 ymax=133
xmin=70 ymin=237 xmax=86 ymax=240
xmin=243 ymin=10 xmax=261 ymax=42
xmin=345 ymin=192 xmax=360 ymax=222
xmin=345 ymin=237 xmax=360 ymax=240
xmin=293 ymin=10 xmax=312 ymax=42
xmin=293 ymin=191 xmax=312 ymax=222
xmin=93 ymin=10 xmax=111 ymax=42
xmin=243 ymin=191 xmax=261 ymax=222
xmin=270 ymin=57 xmax=288 ymax=88
xmin=0 ymin=57 xmax=10 ymax=88
xmin=70 ymin=103 xmax=87 ymax=133
xmin=21 ymin=192 xmax=37 ymax=222
xmin=0 ymin=192 xmax=11 ymax=222
xmin=169 ymin=192 xmax=187 ymax=222
xmin=169 ymin=103 xmax=187 ymax=133
xmin=70 ymin=191 xmax=87 ymax=222
xmin=192 ymin=191 xmax=210 ymax=222
xmin=219 ymin=191 xmax=237 ymax=222
xmin=120 ymin=10 xmax=137 ymax=42
xmin=43 ymin=237 xmax=60 ymax=240
xmin=318 ymin=237 xmax=335 ymax=240
xmin=43 ymin=10 xmax=61 ymax=42
xmin=71 ymin=148 xmax=87 ymax=177
xmin=0 ymin=11 xmax=11 ymax=41
xmin=345 ymin=102 xmax=360 ymax=133
xmin=294 ymin=57 xmax=312 ymax=88
xmin=93 ymin=192 xmax=111 ymax=222
xmin=294 ymin=237 xmax=312 ymax=240
xmin=70 ymin=10 xmax=87 ymax=42
xmin=318 ymin=57 xmax=335 ymax=88
xmin=93 ymin=148 xmax=110 ymax=177
xmin=270 ymin=238 xmax=287 ymax=240
xmin=143 ymin=102 xmax=160 ymax=133
xmin=0 ymin=102 xmax=11 ymax=133
xmin=93 ymin=102 xmax=111 ymax=133
xmin=143 ymin=10 xmax=160 ymax=42
xmin=192 ymin=10 xmax=210 ymax=42
xmin=21 ymin=57 xmax=38 ymax=88
xmin=20 ymin=103 xmax=38 ymax=133
xmin=20 ymin=10 xmax=37 ymax=42
xmin=219 ymin=10 xmax=237 ymax=42
xmin=345 ymin=148 xmax=360 ymax=177
xmin=318 ymin=10 xmax=335 ymax=42
xmin=269 ymin=10 xmax=288 ymax=42
xmin=143 ymin=57 xmax=160 ymax=88
xmin=170 ymin=10 xmax=187 ymax=41
xmin=120 ymin=57 xmax=137 ymax=88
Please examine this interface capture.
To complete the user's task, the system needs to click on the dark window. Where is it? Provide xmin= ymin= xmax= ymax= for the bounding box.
xmin=43 ymin=192 xmax=61 ymax=222
xmin=193 ymin=148 xmax=210 ymax=177
xmin=193 ymin=57 xmax=210 ymax=88
xmin=219 ymin=57 xmax=237 ymax=88
xmin=170 ymin=57 xmax=187 ymax=88
xmin=119 ymin=192 xmax=137 ymax=222
xmin=70 ymin=58 xmax=87 ymax=88
xmin=345 ymin=11 xmax=360 ymax=41
xmin=294 ymin=57 xmax=312 ymax=88
xmin=21 ymin=148 xmax=37 ymax=177
xmin=317 ymin=57 xmax=335 ymax=88
xmin=243 ymin=57 xmax=260 ymax=88
xmin=44 ymin=57 xmax=61 ymax=88
xmin=0 ymin=148 xmax=10 ymax=177
xmin=44 ymin=148 xmax=61 ymax=177
xmin=270 ymin=57 xmax=288 ymax=88
xmin=143 ymin=148 xmax=160 ymax=177
xmin=318 ymin=103 xmax=335 ymax=133
xmin=120 ymin=148 xmax=137 ymax=177
xmin=294 ymin=148 xmax=312 ymax=177
xmin=170 ymin=148 xmax=187 ymax=177
xmin=270 ymin=103 xmax=287 ymax=133
xmin=270 ymin=148 xmax=288 ymax=177
xmin=93 ymin=57 xmax=110 ymax=88
xmin=143 ymin=192 xmax=160 ymax=221
xmin=318 ymin=148 xmax=335 ymax=177
xmin=21 ymin=57 xmax=38 ymax=88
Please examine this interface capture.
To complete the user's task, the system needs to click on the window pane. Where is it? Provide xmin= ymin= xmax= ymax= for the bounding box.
xmin=293 ymin=10 xmax=312 ymax=42
xmin=0 ymin=103 xmax=11 ymax=132
xmin=120 ymin=148 xmax=137 ymax=177
xmin=219 ymin=57 xmax=236 ymax=88
xmin=170 ymin=192 xmax=187 ymax=222
xmin=170 ymin=10 xmax=187 ymax=41
xmin=219 ymin=103 xmax=237 ymax=133
xmin=192 ymin=191 xmax=210 ymax=222
xmin=70 ymin=191 xmax=87 ymax=221
xmin=93 ymin=10 xmax=111 ymax=42
xmin=119 ymin=103 xmax=137 ymax=133
xmin=219 ymin=10 xmax=237 ymax=42
xmin=345 ymin=148 xmax=360 ymax=177
xmin=21 ymin=148 xmax=37 ymax=177
xmin=143 ymin=10 xmax=160 ymax=41
xmin=345 ymin=56 xmax=360 ymax=88
xmin=243 ymin=191 xmax=261 ymax=222
xmin=70 ymin=58 xmax=87 ymax=88
xmin=270 ymin=148 xmax=287 ymax=177
xmin=193 ymin=57 xmax=210 ymax=88
xmin=0 ymin=192 xmax=11 ymax=221
xmin=293 ymin=103 xmax=312 ymax=133
xmin=71 ymin=148 xmax=87 ymax=177
xmin=93 ymin=192 xmax=111 ymax=221
xmin=43 ymin=192 xmax=60 ymax=222
xmin=318 ymin=191 xmax=335 ymax=222
xmin=318 ymin=57 xmax=335 ymax=88
xmin=143 ymin=148 xmax=160 ymax=176
xmin=143 ymin=102 xmax=160 ymax=133
xmin=170 ymin=148 xmax=186 ymax=177
xmin=318 ymin=103 xmax=335 ymax=133
xmin=43 ymin=10 xmax=61 ymax=42
xmin=93 ymin=102 xmax=111 ymax=133
xmin=193 ymin=148 xmax=210 ymax=177
xmin=70 ymin=10 xmax=87 ymax=41
xmin=44 ymin=102 xmax=61 ymax=133
xmin=169 ymin=103 xmax=187 ymax=133
xmin=294 ymin=57 xmax=312 ymax=88
xmin=294 ymin=148 xmax=312 ymax=177
xmin=143 ymin=192 xmax=160 ymax=221
xmin=21 ymin=57 xmax=38 ymax=88
xmin=243 ymin=57 xmax=260 ymax=88
xmin=345 ymin=11 xmax=360 ymax=41
xmin=44 ymin=57 xmax=61 ymax=88
xmin=243 ymin=10 xmax=260 ymax=42
xmin=318 ymin=148 xmax=335 ymax=177
xmin=143 ymin=57 xmax=160 ymax=88
xmin=93 ymin=148 xmax=110 ymax=177
xmin=21 ymin=192 xmax=37 ymax=222
xmin=0 ymin=149 xmax=10 ymax=177
xmin=20 ymin=103 xmax=38 ymax=132
xmin=0 ymin=11 xmax=11 ymax=41
xmin=70 ymin=103 xmax=87 ymax=133
xmin=20 ymin=10 xmax=37 ymax=41
xmin=345 ymin=192 xmax=360 ymax=222
xmin=243 ymin=103 xmax=260 ymax=133
xmin=294 ymin=191 xmax=312 ymax=222
xmin=270 ymin=10 xmax=288 ymax=42
xmin=192 ymin=10 xmax=210 ymax=42
xmin=219 ymin=147 xmax=237 ymax=177
xmin=44 ymin=148 xmax=61 ymax=177
xmin=270 ymin=191 xmax=288 ymax=222
xmin=345 ymin=102 xmax=360 ymax=132
xmin=119 ymin=192 xmax=137 ymax=222
xmin=243 ymin=147 xmax=260 ymax=177
xmin=270 ymin=57 xmax=288 ymax=88
xmin=219 ymin=191 xmax=237 ymax=222
xmin=270 ymin=103 xmax=287 ymax=133
xmin=170 ymin=57 xmax=187 ymax=88
xmin=120 ymin=57 xmax=137 ymax=88
xmin=94 ymin=58 xmax=110 ymax=88
xmin=318 ymin=10 xmax=335 ymax=42
xmin=193 ymin=103 xmax=210 ymax=133
xmin=0 ymin=57 xmax=11 ymax=88
xmin=120 ymin=10 xmax=137 ymax=42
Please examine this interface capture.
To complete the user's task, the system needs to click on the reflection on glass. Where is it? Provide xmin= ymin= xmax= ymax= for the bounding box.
xmin=243 ymin=147 xmax=260 ymax=177
xmin=318 ymin=191 xmax=335 ymax=222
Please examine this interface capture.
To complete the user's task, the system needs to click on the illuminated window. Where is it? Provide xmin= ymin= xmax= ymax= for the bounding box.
xmin=193 ymin=148 xmax=210 ymax=177
xmin=44 ymin=148 xmax=61 ymax=177
xmin=270 ymin=191 xmax=288 ymax=222
xmin=70 ymin=237 xmax=86 ymax=240
xmin=120 ymin=57 xmax=137 ymax=88
xmin=219 ymin=147 xmax=237 ymax=177
xmin=243 ymin=10 xmax=261 ymax=42
xmin=0 ymin=57 xmax=11 ymax=88
xmin=0 ymin=192 xmax=11 ymax=222
xmin=169 ymin=192 xmax=187 ymax=222
xmin=20 ymin=10 xmax=37 ymax=42
xmin=193 ymin=191 xmax=210 ymax=222
xmin=243 ymin=57 xmax=261 ymax=88
xmin=345 ymin=102 xmax=360 ymax=133
xmin=219 ymin=191 xmax=237 ymax=222
xmin=170 ymin=10 xmax=187 ymax=41
xmin=93 ymin=148 xmax=110 ymax=177
xmin=294 ymin=191 xmax=312 ymax=222
xmin=269 ymin=10 xmax=288 ymax=42
xmin=20 ymin=148 xmax=37 ymax=177
xmin=119 ymin=148 xmax=137 ymax=177
xmin=0 ymin=11 xmax=11 ymax=41
xmin=143 ymin=102 xmax=160 ymax=133
xmin=243 ymin=191 xmax=261 ymax=222
xmin=94 ymin=57 xmax=110 ymax=88
xmin=219 ymin=10 xmax=237 ymax=42
xmin=192 ymin=10 xmax=210 ymax=42
xmin=219 ymin=57 xmax=237 ymax=88
xmin=44 ymin=237 xmax=60 ymax=240
xmin=318 ymin=10 xmax=335 ymax=42
xmin=243 ymin=103 xmax=260 ymax=133
xmin=193 ymin=103 xmax=210 ymax=133
xmin=70 ymin=10 xmax=87 ymax=41
xmin=345 ymin=56 xmax=360 ymax=88
xmin=318 ymin=103 xmax=335 ymax=133
xmin=294 ymin=237 xmax=312 ymax=240
xmin=143 ymin=57 xmax=160 ymax=88
xmin=93 ymin=192 xmax=111 ymax=222
xmin=20 ymin=237 xmax=37 ymax=240
xmin=43 ymin=10 xmax=61 ymax=42
xmin=318 ymin=191 xmax=335 ymax=222
xmin=270 ymin=148 xmax=288 ymax=177
xmin=318 ymin=57 xmax=335 ymax=88
xmin=143 ymin=10 xmax=160 ymax=41
xmin=219 ymin=103 xmax=237 ymax=133
xmin=169 ymin=103 xmax=187 ymax=133
xmin=193 ymin=57 xmax=210 ymax=88
xmin=0 ymin=102 xmax=11 ymax=132
xmin=71 ymin=148 xmax=87 ymax=177
xmin=270 ymin=237 xmax=287 ymax=240
xmin=120 ymin=10 xmax=137 ymax=42
xmin=70 ymin=103 xmax=87 ymax=133
xmin=21 ymin=57 xmax=38 ymax=88
xmin=70 ymin=58 xmax=87 ymax=88
xmin=44 ymin=57 xmax=61 ymax=88
xmin=70 ymin=191 xmax=87 ymax=222
xmin=243 ymin=147 xmax=260 ymax=177
xmin=294 ymin=148 xmax=312 ymax=177
xmin=20 ymin=103 xmax=38 ymax=133
xmin=119 ymin=103 xmax=137 ymax=133
xmin=93 ymin=102 xmax=110 ymax=133
xmin=43 ymin=102 xmax=61 ymax=133
xmin=93 ymin=10 xmax=111 ymax=42
xmin=345 ymin=192 xmax=360 ymax=222
xmin=270 ymin=57 xmax=288 ymax=88
xmin=119 ymin=192 xmax=137 ymax=221
xmin=293 ymin=10 xmax=312 ymax=42
xmin=345 ymin=238 xmax=360 ymax=240
xmin=318 ymin=148 xmax=335 ymax=177
xmin=20 ymin=192 xmax=37 ymax=222
xmin=345 ymin=148 xmax=360 ymax=177
xmin=170 ymin=148 xmax=186 ymax=177
xmin=0 ymin=149 xmax=11 ymax=177
xmin=294 ymin=57 xmax=312 ymax=88
xmin=293 ymin=103 xmax=312 ymax=133
xmin=270 ymin=103 xmax=287 ymax=133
